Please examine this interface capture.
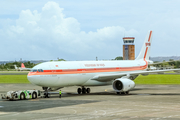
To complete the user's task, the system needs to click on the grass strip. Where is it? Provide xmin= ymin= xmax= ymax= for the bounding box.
xmin=0 ymin=75 xmax=30 ymax=83
xmin=0 ymin=74 xmax=180 ymax=84
xmin=135 ymin=75 xmax=180 ymax=84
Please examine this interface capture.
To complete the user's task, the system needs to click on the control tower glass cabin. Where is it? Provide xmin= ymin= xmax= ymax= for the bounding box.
xmin=123 ymin=37 xmax=135 ymax=60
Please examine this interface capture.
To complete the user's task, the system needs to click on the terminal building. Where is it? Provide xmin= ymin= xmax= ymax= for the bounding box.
xmin=123 ymin=37 xmax=135 ymax=60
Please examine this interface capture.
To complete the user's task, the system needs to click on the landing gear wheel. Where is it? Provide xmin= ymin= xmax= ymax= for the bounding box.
xmin=32 ymin=92 xmax=37 ymax=99
xmin=86 ymin=88 xmax=90 ymax=93
xmin=77 ymin=88 xmax=82 ymax=94
xmin=116 ymin=92 xmax=120 ymax=94
xmin=20 ymin=92 xmax=25 ymax=100
xmin=121 ymin=92 xmax=125 ymax=95
xmin=125 ymin=91 xmax=129 ymax=94
xmin=44 ymin=93 xmax=47 ymax=98
xmin=44 ymin=92 xmax=49 ymax=98
xmin=82 ymin=88 xmax=86 ymax=94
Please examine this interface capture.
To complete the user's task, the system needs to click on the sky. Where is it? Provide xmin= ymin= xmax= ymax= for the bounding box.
xmin=0 ymin=0 xmax=180 ymax=61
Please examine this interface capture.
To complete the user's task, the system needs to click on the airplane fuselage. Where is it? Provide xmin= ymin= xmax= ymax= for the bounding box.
xmin=27 ymin=60 xmax=147 ymax=88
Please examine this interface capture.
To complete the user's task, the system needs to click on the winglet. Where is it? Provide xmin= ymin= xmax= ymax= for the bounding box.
xmin=136 ymin=31 xmax=152 ymax=60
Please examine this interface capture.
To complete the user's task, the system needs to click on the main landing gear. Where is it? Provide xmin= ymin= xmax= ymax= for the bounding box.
xmin=77 ymin=87 xmax=90 ymax=94
xmin=116 ymin=91 xmax=129 ymax=95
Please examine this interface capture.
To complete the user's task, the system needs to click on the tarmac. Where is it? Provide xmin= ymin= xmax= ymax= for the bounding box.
xmin=0 ymin=84 xmax=180 ymax=120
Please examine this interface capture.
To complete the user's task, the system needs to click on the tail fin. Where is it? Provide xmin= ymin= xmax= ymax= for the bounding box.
xmin=21 ymin=63 xmax=25 ymax=68
xmin=14 ymin=65 xmax=18 ymax=70
xmin=136 ymin=31 xmax=152 ymax=60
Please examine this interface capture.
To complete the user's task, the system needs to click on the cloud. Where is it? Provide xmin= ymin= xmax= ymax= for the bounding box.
xmin=0 ymin=1 xmax=138 ymax=61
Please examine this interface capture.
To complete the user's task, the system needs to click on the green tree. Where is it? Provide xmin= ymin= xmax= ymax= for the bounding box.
xmin=58 ymin=59 xmax=66 ymax=61
xmin=114 ymin=56 xmax=123 ymax=60
xmin=175 ymin=61 xmax=180 ymax=68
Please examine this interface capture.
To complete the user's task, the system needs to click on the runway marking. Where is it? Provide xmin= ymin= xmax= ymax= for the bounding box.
xmin=141 ymin=107 xmax=180 ymax=120
xmin=130 ymin=116 xmax=138 ymax=118
xmin=100 ymin=110 xmax=106 ymax=115
xmin=93 ymin=109 xmax=131 ymax=116
xmin=104 ymin=88 xmax=113 ymax=92
xmin=108 ymin=109 xmax=131 ymax=116
xmin=0 ymin=112 xmax=7 ymax=115
xmin=0 ymin=113 xmax=19 ymax=117
xmin=93 ymin=110 xmax=106 ymax=115
xmin=73 ymin=109 xmax=77 ymax=114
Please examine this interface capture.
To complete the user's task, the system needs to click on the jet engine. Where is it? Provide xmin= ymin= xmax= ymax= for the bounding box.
xmin=113 ymin=78 xmax=135 ymax=92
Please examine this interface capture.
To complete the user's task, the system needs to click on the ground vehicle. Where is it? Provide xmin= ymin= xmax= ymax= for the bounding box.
xmin=1 ymin=90 xmax=41 ymax=100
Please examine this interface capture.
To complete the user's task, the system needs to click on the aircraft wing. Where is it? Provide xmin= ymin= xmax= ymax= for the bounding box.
xmin=20 ymin=68 xmax=32 ymax=71
xmin=91 ymin=69 xmax=180 ymax=82
xmin=149 ymin=60 xmax=180 ymax=65
xmin=24 ymin=68 xmax=32 ymax=70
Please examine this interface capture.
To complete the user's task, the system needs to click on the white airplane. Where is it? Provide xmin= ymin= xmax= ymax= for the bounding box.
xmin=27 ymin=31 xmax=180 ymax=96
xmin=14 ymin=63 xmax=31 ymax=71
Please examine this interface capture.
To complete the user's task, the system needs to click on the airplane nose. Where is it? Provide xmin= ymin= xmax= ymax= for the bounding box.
xmin=27 ymin=72 xmax=41 ymax=85
xmin=27 ymin=74 xmax=35 ymax=84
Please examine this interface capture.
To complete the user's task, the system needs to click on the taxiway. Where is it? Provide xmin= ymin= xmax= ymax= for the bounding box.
xmin=0 ymin=84 xmax=180 ymax=120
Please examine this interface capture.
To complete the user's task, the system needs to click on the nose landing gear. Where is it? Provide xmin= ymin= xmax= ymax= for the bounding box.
xmin=42 ymin=87 xmax=49 ymax=98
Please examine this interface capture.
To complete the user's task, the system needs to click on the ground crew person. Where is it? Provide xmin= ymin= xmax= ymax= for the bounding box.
xmin=59 ymin=90 xmax=61 ymax=98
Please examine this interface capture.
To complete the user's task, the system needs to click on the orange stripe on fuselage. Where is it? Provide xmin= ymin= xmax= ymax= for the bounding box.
xmin=28 ymin=63 xmax=148 ymax=76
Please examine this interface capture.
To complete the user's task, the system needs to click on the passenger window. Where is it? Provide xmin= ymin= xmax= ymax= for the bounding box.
xmin=38 ymin=69 xmax=41 ymax=72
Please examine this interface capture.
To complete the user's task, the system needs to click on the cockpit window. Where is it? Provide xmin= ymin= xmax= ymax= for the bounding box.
xmin=31 ymin=69 xmax=44 ymax=72
xmin=31 ymin=69 xmax=37 ymax=72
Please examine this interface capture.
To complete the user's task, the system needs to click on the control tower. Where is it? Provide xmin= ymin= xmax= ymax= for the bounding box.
xmin=123 ymin=37 xmax=135 ymax=60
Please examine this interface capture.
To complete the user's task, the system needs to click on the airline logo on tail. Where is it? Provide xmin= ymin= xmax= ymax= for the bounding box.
xmin=146 ymin=43 xmax=151 ymax=46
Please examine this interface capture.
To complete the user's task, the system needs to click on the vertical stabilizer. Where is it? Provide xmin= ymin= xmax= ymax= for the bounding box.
xmin=21 ymin=63 xmax=25 ymax=68
xmin=14 ymin=65 xmax=18 ymax=70
xmin=136 ymin=31 xmax=152 ymax=60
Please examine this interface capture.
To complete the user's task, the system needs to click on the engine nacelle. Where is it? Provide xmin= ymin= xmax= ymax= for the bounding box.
xmin=113 ymin=78 xmax=135 ymax=92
